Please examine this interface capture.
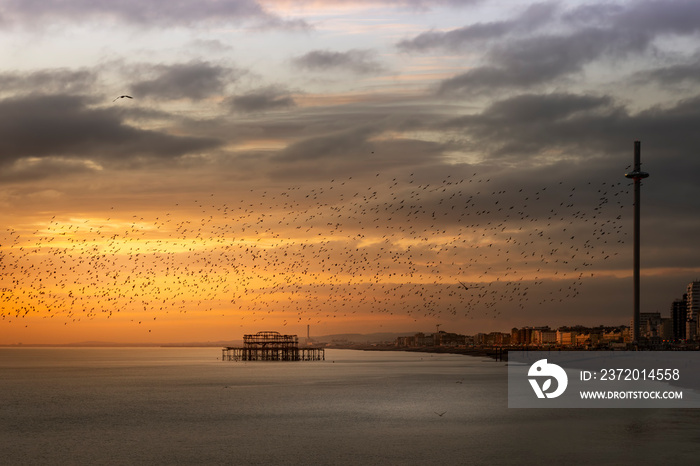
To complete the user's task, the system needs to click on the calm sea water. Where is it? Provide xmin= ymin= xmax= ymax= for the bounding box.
xmin=1 ymin=348 xmax=699 ymax=465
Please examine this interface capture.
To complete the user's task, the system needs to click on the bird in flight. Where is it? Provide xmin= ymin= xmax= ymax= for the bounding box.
xmin=113 ymin=95 xmax=133 ymax=102
xmin=458 ymin=281 xmax=469 ymax=291
xmin=434 ymin=411 xmax=446 ymax=417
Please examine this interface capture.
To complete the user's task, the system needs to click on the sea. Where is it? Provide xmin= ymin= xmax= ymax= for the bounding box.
xmin=2 ymin=348 xmax=699 ymax=465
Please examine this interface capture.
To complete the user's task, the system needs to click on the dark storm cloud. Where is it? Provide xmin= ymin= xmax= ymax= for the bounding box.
xmin=265 ymin=109 xmax=450 ymax=181
xmin=1 ymin=157 xmax=101 ymax=183
xmin=564 ymin=0 xmax=700 ymax=37
xmin=434 ymin=91 xmax=700 ymax=252
xmin=272 ymin=119 xmax=444 ymax=163
xmin=438 ymin=27 xmax=638 ymax=94
xmin=396 ymin=2 xmax=557 ymax=52
xmin=636 ymin=57 xmax=700 ymax=85
xmin=0 ymin=94 xmax=222 ymax=168
xmin=275 ymin=126 xmax=380 ymax=162
xmin=0 ymin=0 xmax=310 ymax=30
xmin=269 ymin=133 xmax=446 ymax=180
xmin=453 ymin=93 xmax=613 ymax=126
xmin=444 ymin=92 xmax=700 ymax=172
xmin=423 ymin=0 xmax=700 ymax=94
xmin=228 ymin=87 xmax=296 ymax=113
xmin=292 ymin=49 xmax=384 ymax=74
xmin=129 ymin=61 xmax=236 ymax=101
xmin=0 ymin=68 xmax=97 ymax=95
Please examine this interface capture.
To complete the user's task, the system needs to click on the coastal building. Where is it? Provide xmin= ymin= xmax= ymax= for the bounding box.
xmin=531 ymin=329 xmax=557 ymax=345
xmin=687 ymin=281 xmax=700 ymax=340
xmin=671 ymin=296 xmax=687 ymax=341
xmin=489 ymin=332 xmax=510 ymax=346
xmin=472 ymin=332 xmax=509 ymax=346
xmin=575 ymin=333 xmax=601 ymax=347
xmin=556 ymin=331 xmax=577 ymax=346
xmin=433 ymin=331 xmax=466 ymax=347
xmin=687 ymin=317 xmax=697 ymax=341
xmin=638 ymin=312 xmax=661 ymax=338
xmin=657 ymin=318 xmax=673 ymax=341
xmin=640 ymin=312 xmax=662 ymax=339
xmin=515 ymin=327 xmax=533 ymax=345
xmin=601 ymin=329 xmax=626 ymax=343
xmin=395 ymin=331 xmax=465 ymax=348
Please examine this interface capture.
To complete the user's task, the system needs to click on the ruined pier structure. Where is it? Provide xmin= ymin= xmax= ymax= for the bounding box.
xmin=222 ymin=331 xmax=325 ymax=361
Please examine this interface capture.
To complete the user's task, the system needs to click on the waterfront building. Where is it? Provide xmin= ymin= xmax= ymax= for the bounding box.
xmin=510 ymin=328 xmax=519 ymax=345
xmin=686 ymin=281 xmax=700 ymax=340
xmin=510 ymin=327 xmax=537 ymax=345
xmin=489 ymin=332 xmax=510 ymax=346
xmin=638 ymin=312 xmax=661 ymax=338
xmin=657 ymin=318 xmax=673 ymax=341
xmin=395 ymin=335 xmax=414 ymax=347
xmin=531 ymin=329 xmax=557 ymax=345
xmin=575 ymin=333 xmax=601 ymax=347
xmin=415 ymin=332 xmax=434 ymax=346
xmin=671 ymin=296 xmax=687 ymax=341
xmin=395 ymin=330 xmax=467 ymax=348
xmin=556 ymin=331 xmax=577 ymax=346
xmin=433 ymin=331 xmax=466 ymax=347
xmin=601 ymin=330 xmax=625 ymax=343
xmin=687 ymin=318 xmax=697 ymax=341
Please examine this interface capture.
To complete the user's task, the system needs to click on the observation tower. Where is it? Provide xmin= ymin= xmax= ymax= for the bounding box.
xmin=624 ymin=141 xmax=649 ymax=344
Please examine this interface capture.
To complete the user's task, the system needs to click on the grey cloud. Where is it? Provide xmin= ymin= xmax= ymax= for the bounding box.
xmin=438 ymin=28 xmax=631 ymax=94
xmin=2 ymin=157 xmax=101 ymax=183
xmin=0 ymin=68 xmax=97 ymax=95
xmin=636 ymin=58 xmax=700 ymax=85
xmin=290 ymin=0 xmax=482 ymax=9
xmin=275 ymin=126 xmax=380 ymax=162
xmin=488 ymin=28 xmax=634 ymax=73
xmin=565 ymin=0 xmax=700 ymax=37
xmin=1 ymin=0 xmax=311 ymax=30
xmin=397 ymin=2 xmax=557 ymax=52
xmin=397 ymin=23 xmax=511 ymax=53
xmin=229 ymin=87 xmax=296 ymax=113
xmin=434 ymin=0 xmax=700 ymax=94
xmin=129 ymin=61 xmax=236 ymax=100
xmin=269 ymin=131 xmax=447 ymax=180
xmin=0 ymin=94 xmax=222 ymax=169
xmin=189 ymin=39 xmax=234 ymax=54
xmin=444 ymin=92 xmax=700 ymax=168
xmin=266 ymin=108 xmax=449 ymax=180
xmin=292 ymin=49 xmax=384 ymax=74
xmin=471 ymin=93 xmax=613 ymax=123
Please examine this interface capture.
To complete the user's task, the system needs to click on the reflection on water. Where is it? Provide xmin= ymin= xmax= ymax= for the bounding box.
xmin=1 ymin=348 xmax=699 ymax=465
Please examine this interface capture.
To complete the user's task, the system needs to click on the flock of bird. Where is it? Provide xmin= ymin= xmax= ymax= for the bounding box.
xmin=1 ymin=170 xmax=632 ymax=332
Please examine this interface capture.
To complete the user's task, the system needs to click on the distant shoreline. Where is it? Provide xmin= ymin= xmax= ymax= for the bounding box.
xmin=329 ymin=344 xmax=508 ymax=361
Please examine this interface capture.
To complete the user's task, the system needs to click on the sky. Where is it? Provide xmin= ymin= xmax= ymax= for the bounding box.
xmin=1 ymin=0 xmax=699 ymax=344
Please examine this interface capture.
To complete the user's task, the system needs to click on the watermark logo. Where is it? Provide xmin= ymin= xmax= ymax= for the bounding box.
xmin=528 ymin=359 xmax=568 ymax=399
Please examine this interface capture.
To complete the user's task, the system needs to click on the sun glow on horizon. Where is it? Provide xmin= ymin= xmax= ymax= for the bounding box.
xmin=2 ymin=171 xmax=635 ymax=343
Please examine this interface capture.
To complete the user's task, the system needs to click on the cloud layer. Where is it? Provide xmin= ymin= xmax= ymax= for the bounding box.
xmin=293 ymin=49 xmax=385 ymax=74
xmin=0 ymin=0 xmax=310 ymax=29
xmin=2 ymin=0 xmax=699 ymax=341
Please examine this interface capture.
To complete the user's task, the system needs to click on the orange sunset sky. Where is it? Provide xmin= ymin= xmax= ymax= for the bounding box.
xmin=2 ymin=0 xmax=700 ymax=344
